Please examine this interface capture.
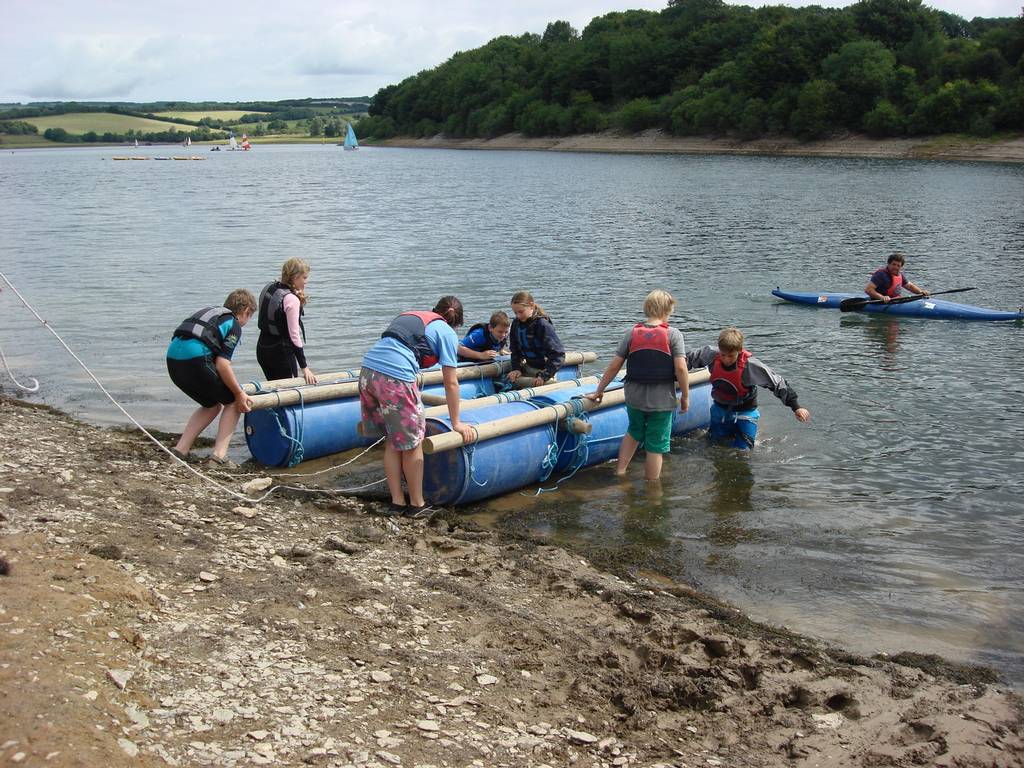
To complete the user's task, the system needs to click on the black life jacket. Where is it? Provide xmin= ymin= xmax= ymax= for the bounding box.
xmin=382 ymin=311 xmax=446 ymax=368
xmin=710 ymin=350 xmax=756 ymax=409
xmin=513 ymin=314 xmax=553 ymax=366
xmin=624 ymin=323 xmax=675 ymax=383
xmin=258 ymin=281 xmax=304 ymax=344
xmin=173 ymin=306 xmax=233 ymax=356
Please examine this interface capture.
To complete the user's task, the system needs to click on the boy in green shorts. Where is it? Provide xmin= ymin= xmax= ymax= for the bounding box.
xmin=586 ymin=289 xmax=689 ymax=480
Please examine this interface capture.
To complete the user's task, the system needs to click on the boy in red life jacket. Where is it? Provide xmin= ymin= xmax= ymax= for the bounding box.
xmin=685 ymin=327 xmax=811 ymax=450
xmin=585 ymin=289 xmax=689 ymax=481
xmin=865 ymin=252 xmax=928 ymax=303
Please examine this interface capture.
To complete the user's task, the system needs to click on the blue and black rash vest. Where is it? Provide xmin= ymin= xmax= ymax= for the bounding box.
xmin=710 ymin=350 xmax=756 ymax=409
xmin=257 ymin=281 xmax=306 ymax=368
xmin=510 ymin=314 xmax=565 ymax=380
xmin=869 ymin=268 xmax=905 ymax=298
xmin=624 ymin=323 xmax=675 ymax=383
xmin=173 ymin=306 xmax=234 ymax=357
xmin=382 ymin=311 xmax=446 ymax=369
xmin=458 ymin=322 xmax=503 ymax=361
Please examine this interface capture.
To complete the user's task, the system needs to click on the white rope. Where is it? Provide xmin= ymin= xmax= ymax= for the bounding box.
xmin=0 ymin=271 xmax=382 ymax=504
xmin=0 ymin=340 xmax=40 ymax=392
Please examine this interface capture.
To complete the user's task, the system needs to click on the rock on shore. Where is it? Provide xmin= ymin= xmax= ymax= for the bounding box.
xmin=1 ymin=396 xmax=1022 ymax=767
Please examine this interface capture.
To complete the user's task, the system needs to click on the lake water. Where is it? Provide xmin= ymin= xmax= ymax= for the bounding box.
xmin=2 ymin=144 xmax=1023 ymax=685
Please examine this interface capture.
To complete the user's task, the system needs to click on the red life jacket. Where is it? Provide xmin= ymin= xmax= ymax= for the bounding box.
xmin=710 ymin=350 xmax=754 ymax=408
xmin=885 ymin=271 xmax=905 ymax=297
xmin=871 ymin=267 xmax=905 ymax=297
xmin=382 ymin=311 xmax=446 ymax=368
xmin=624 ymin=323 xmax=675 ymax=383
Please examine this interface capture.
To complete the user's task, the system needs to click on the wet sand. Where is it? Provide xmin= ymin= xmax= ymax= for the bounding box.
xmin=1 ymin=395 xmax=1022 ymax=766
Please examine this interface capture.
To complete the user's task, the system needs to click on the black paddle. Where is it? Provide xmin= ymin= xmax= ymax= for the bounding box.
xmin=839 ymin=287 xmax=977 ymax=313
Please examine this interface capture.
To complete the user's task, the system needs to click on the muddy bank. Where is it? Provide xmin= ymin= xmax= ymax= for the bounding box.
xmin=1 ymin=396 xmax=1022 ymax=767
xmin=375 ymin=129 xmax=1024 ymax=164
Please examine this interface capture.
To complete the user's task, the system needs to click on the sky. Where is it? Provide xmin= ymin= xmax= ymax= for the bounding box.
xmin=1 ymin=0 xmax=1020 ymax=105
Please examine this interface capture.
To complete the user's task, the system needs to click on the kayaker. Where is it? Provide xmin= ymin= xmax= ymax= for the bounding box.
xmin=359 ymin=296 xmax=476 ymax=519
xmin=166 ymin=289 xmax=257 ymax=466
xmin=865 ymin=253 xmax=929 ymax=303
xmin=256 ymin=258 xmax=318 ymax=385
xmin=506 ymin=291 xmax=565 ymax=389
xmin=585 ymin=289 xmax=689 ymax=481
xmin=686 ymin=327 xmax=810 ymax=450
xmin=458 ymin=310 xmax=511 ymax=362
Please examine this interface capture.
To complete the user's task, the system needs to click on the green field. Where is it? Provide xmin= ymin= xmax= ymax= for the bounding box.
xmin=154 ymin=110 xmax=266 ymax=121
xmin=18 ymin=113 xmax=197 ymax=134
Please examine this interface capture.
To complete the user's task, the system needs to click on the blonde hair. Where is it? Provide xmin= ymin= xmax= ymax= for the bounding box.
xmin=224 ymin=289 xmax=257 ymax=316
xmin=718 ymin=327 xmax=744 ymax=353
xmin=643 ymin=289 xmax=676 ymax=320
xmin=510 ymin=291 xmax=548 ymax=319
xmin=280 ymin=257 xmax=310 ymax=306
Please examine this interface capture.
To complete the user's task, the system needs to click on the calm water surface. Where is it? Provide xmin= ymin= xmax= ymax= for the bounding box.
xmin=2 ymin=144 xmax=1023 ymax=684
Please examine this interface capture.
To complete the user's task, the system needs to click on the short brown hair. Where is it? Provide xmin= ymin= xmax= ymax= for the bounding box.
xmin=718 ymin=327 xmax=744 ymax=353
xmin=887 ymin=252 xmax=906 ymax=266
xmin=224 ymin=289 xmax=257 ymax=316
xmin=489 ymin=310 xmax=511 ymax=328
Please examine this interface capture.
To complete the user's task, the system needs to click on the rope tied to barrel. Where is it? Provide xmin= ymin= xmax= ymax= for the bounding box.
xmin=268 ymin=387 xmax=307 ymax=467
xmin=462 ymin=424 xmax=489 ymax=488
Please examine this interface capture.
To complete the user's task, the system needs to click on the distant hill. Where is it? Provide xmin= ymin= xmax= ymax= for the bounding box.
xmin=358 ymin=0 xmax=1023 ymax=141
xmin=0 ymin=98 xmax=372 ymax=145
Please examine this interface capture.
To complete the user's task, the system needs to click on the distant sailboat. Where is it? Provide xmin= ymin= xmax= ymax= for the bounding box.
xmin=241 ymin=134 xmax=251 ymax=150
xmin=341 ymin=124 xmax=358 ymax=150
xmin=228 ymin=135 xmax=238 ymax=150
xmin=184 ymin=135 xmax=192 ymax=147
xmin=134 ymin=138 xmax=139 ymax=148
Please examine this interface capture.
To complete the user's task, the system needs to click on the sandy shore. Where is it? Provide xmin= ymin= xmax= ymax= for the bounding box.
xmin=1 ymin=395 xmax=1022 ymax=767
xmin=375 ymin=129 xmax=1024 ymax=164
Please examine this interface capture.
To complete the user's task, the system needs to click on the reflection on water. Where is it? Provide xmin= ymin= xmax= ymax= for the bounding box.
xmin=841 ymin=315 xmax=902 ymax=367
xmin=3 ymin=145 xmax=1024 ymax=686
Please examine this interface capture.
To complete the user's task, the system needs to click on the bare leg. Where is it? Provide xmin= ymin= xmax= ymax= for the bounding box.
xmin=616 ymin=434 xmax=640 ymax=476
xmin=211 ymin=403 xmax=242 ymax=460
xmin=402 ymin=444 xmax=426 ymax=506
xmin=175 ymin=404 xmax=222 ymax=454
xmin=383 ymin=444 xmax=406 ymax=505
xmin=644 ymin=451 xmax=664 ymax=481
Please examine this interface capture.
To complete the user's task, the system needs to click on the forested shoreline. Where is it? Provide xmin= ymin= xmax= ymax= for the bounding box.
xmin=360 ymin=0 xmax=1024 ymax=141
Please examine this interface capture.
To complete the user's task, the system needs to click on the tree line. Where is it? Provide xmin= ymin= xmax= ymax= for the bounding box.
xmin=358 ymin=0 xmax=1024 ymax=141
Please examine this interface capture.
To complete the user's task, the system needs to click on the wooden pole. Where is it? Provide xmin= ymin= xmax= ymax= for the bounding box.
xmin=422 ymin=368 xmax=710 ymax=455
xmin=243 ymin=368 xmax=361 ymax=395
xmin=245 ymin=351 xmax=599 ymax=411
xmin=422 ymin=376 xmax=600 ymax=417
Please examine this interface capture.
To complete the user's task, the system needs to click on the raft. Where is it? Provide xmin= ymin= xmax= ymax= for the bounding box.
xmin=243 ymin=359 xmax=587 ymax=467
xmin=421 ymin=378 xmax=712 ymax=505
xmin=772 ymin=288 xmax=1024 ymax=321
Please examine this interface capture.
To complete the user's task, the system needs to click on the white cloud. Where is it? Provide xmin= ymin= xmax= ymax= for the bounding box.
xmin=2 ymin=0 xmax=1020 ymax=103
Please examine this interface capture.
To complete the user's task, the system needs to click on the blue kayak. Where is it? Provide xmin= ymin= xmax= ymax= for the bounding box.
xmin=772 ymin=289 xmax=1024 ymax=322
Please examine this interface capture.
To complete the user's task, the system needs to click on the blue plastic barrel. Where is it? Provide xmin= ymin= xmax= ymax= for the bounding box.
xmin=422 ymin=399 xmax=551 ymax=505
xmin=422 ymin=381 xmax=714 ymax=505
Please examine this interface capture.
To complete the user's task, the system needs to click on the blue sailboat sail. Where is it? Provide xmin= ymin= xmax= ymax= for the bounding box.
xmin=343 ymin=124 xmax=358 ymax=150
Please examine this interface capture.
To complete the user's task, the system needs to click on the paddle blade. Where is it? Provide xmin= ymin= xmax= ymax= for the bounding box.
xmin=839 ymin=297 xmax=868 ymax=312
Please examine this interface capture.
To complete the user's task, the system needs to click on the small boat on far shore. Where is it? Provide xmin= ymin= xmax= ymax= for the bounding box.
xmin=772 ymin=288 xmax=1024 ymax=322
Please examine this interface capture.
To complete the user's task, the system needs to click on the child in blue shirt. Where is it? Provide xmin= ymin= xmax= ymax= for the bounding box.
xmin=458 ymin=310 xmax=510 ymax=362
xmin=166 ymin=289 xmax=257 ymax=465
